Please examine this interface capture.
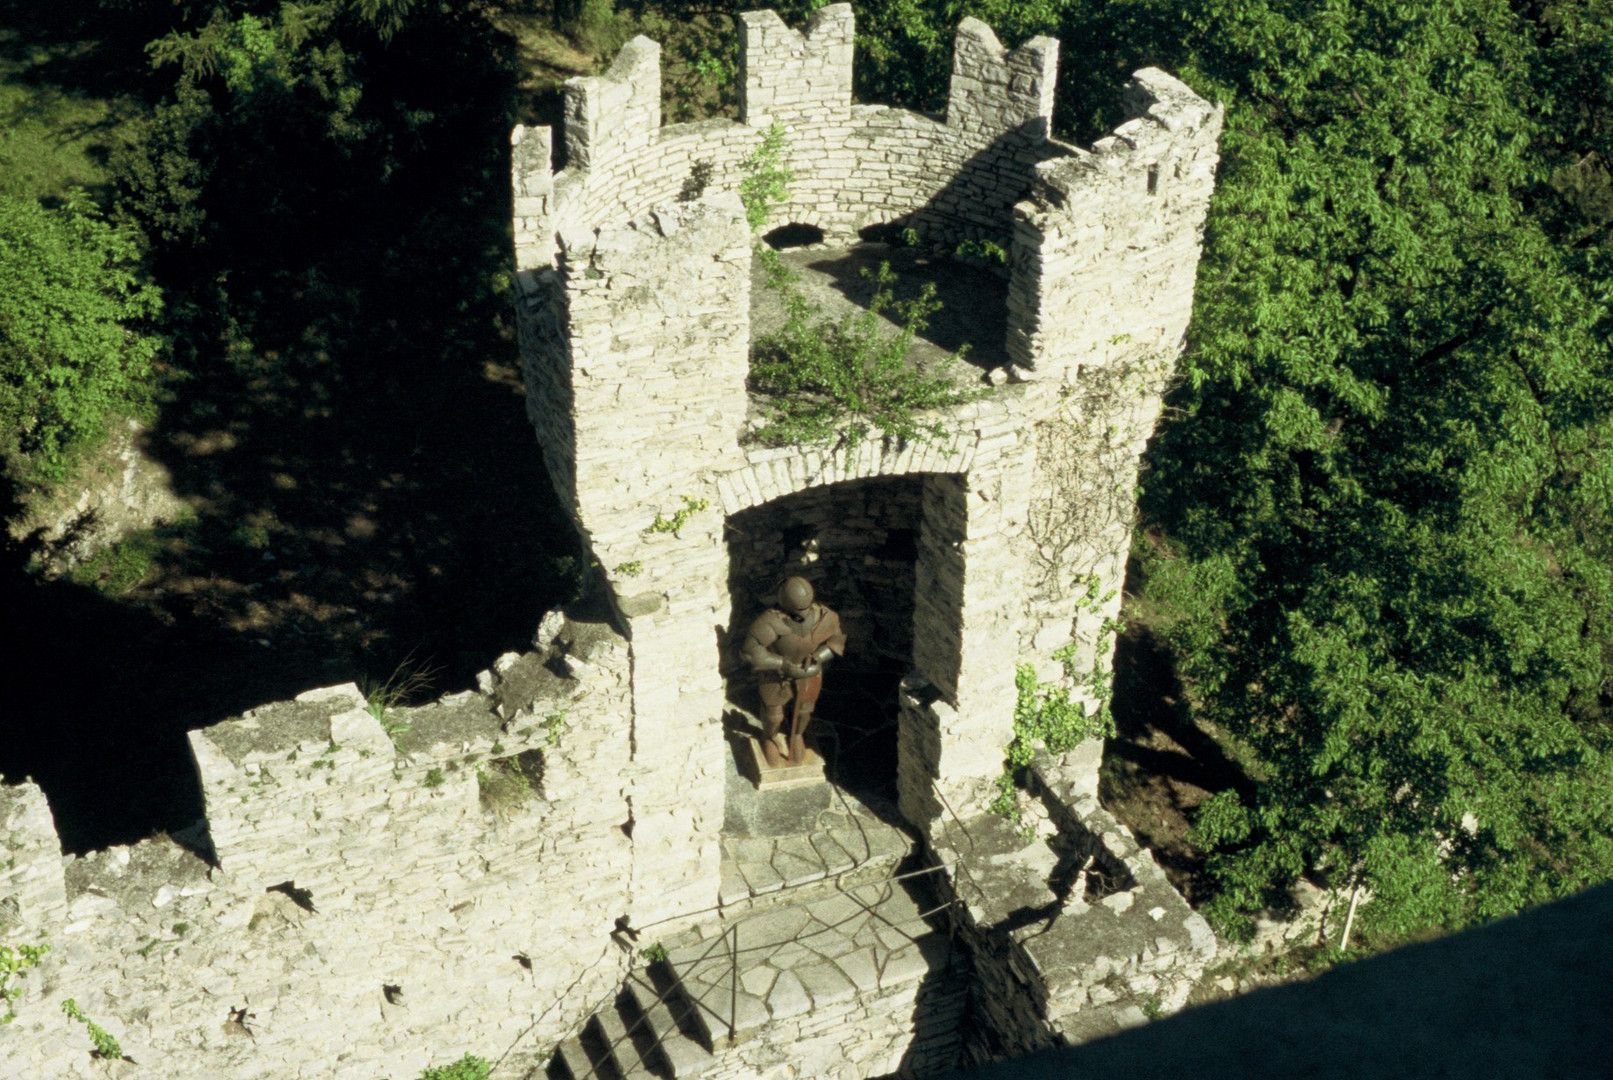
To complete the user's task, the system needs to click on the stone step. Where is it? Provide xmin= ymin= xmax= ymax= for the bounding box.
xmin=591 ymin=1005 xmax=660 ymax=1080
xmin=625 ymin=970 xmax=717 ymax=1076
xmin=549 ymin=1037 xmax=604 ymax=1080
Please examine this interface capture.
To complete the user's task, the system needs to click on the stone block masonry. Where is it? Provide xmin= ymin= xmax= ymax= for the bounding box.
xmin=510 ymin=4 xmax=1078 ymax=261
xmin=514 ymin=5 xmax=1220 ymax=924
xmin=0 ymin=619 xmax=642 ymax=1080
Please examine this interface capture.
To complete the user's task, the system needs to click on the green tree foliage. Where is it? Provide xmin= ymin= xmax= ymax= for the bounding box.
xmin=838 ymin=0 xmax=1613 ymax=940
xmin=1130 ymin=0 xmax=1613 ymax=941
xmin=0 ymin=193 xmax=161 ymax=481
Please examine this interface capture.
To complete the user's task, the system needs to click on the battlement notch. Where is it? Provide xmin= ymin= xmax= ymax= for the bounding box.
xmin=947 ymin=18 xmax=1058 ymax=143
xmin=739 ymin=3 xmax=855 ymax=126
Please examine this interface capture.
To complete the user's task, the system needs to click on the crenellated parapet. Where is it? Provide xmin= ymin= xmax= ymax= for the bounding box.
xmin=947 ymin=18 xmax=1058 ymax=143
xmin=511 ymin=9 xmax=1221 ymax=914
xmin=1008 ymin=67 xmax=1224 ymax=381
xmin=739 ymin=5 xmax=855 ymax=127
xmin=564 ymin=36 xmax=663 ymax=171
xmin=0 ymin=621 xmax=645 ymax=1079
xmin=509 ymin=4 xmax=1078 ymax=264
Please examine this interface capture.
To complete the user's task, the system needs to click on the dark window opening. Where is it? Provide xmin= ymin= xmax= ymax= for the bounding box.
xmin=763 ymin=223 xmax=825 ymax=249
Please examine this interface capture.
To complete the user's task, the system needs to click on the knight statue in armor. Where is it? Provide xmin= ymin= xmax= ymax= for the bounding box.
xmin=741 ymin=576 xmax=847 ymax=767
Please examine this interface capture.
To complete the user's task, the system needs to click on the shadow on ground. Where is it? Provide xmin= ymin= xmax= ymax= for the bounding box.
xmin=750 ymin=242 xmax=1009 ymax=376
xmin=944 ymin=880 xmax=1613 ymax=1079
xmin=0 ymin=2 xmax=579 ymax=853
xmin=1099 ymin=619 xmax=1256 ymax=903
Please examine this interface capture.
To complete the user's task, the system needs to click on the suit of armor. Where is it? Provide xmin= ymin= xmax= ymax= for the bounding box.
xmin=742 ymin=577 xmax=846 ymax=767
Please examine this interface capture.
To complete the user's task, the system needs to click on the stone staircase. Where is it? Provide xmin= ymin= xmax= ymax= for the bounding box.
xmin=548 ymin=800 xmax=967 ymax=1080
xmin=548 ymin=965 xmax=715 ymax=1080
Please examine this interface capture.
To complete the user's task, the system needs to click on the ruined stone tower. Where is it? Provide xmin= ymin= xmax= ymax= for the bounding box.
xmin=511 ymin=4 xmax=1222 ymax=926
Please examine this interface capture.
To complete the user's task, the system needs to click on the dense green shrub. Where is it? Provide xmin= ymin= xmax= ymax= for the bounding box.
xmin=0 ymin=193 xmax=161 ymax=482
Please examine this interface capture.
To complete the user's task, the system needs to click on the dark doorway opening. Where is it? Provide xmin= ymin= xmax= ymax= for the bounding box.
xmin=722 ymin=475 xmax=921 ymax=810
xmin=762 ymin=222 xmax=825 ymax=249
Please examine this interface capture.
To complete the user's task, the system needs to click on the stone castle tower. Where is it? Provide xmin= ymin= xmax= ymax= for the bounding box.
xmin=511 ymin=3 xmax=1222 ymax=925
xmin=0 ymin=10 xmax=1222 ymax=1078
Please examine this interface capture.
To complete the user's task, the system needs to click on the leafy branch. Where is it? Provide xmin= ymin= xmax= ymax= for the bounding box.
xmin=0 ymin=943 xmax=48 ymax=1025
xmin=62 ymin=998 xmax=125 ymax=1060
xmin=991 ymin=578 xmax=1121 ymax=821
xmin=643 ymin=495 xmax=709 ymax=538
xmin=738 ymin=123 xmax=792 ymax=232
xmin=749 ymin=254 xmax=976 ymax=452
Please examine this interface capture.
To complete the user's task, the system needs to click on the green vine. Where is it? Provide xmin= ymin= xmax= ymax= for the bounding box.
xmin=738 ymin=123 xmax=792 ymax=231
xmin=991 ymin=577 xmax=1122 ymax=820
xmin=0 ymin=943 xmax=48 ymax=1025
xmin=644 ymin=495 xmax=709 ymax=538
xmin=62 ymin=998 xmax=124 ymax=1059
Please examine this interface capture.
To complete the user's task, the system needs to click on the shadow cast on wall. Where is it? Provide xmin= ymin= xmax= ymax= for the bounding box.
xmin=943 ymin=881 xmax=1613 ymax=1080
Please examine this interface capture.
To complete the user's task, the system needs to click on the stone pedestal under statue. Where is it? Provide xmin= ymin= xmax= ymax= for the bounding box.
xmin=724 ymin=727 xmax=833 ymax=836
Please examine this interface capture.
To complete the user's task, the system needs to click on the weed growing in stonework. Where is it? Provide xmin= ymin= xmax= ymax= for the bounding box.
xmin=991 ymin=577 xmax=1121 ymax=821
xmin=62 ymin=998 xmax=123 ymax=1059
xmin=644 ymin=495 xmax=708 ymax=538
xmin=738 ymin=123 xmax=792 ymax=231
xmin=541 ymin=711 xmax=566 ymax=748
xmin=955 ymin=238 xmax=1008 ymax=265
xmin=751 ymin=256 xmax=976 ymax=452
xmin=417 ymin=1053 xmax=491 ymax=1080
xmin=423 ymin=767 xmax=445 ymax=788
xmin=1 ymin=943 xmax=48 ymax=1024
xmin=477 ymin=752 xmax=542 ymax=818
xmin=362 ymin=655 xmax=437 ymax=748
xmin=640 ymin=941 xmax=668 ymax=964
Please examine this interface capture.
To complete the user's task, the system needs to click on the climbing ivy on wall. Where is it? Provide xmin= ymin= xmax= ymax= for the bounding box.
xmin=992 ymin=577 xmax=1121 ymax=821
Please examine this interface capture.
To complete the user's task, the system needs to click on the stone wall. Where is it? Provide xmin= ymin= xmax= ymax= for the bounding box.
xmin=930 ymin=754 xmax=1218 ymax=1063
xmin=510 ymin=3 xmax=1069 ymax=269
xmin=0 ymin=620 xmax=643 ymax=1080
xmin=0 ymin=782 xmax=67 ymax=938
xmin=701 ymin=961 xmax=970 ymax=1080
xmin=513 ymin=5 xmax=1222 ymax=869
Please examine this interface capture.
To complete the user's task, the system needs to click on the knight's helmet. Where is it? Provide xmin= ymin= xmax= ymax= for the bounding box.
xmin=779 ymin=576 xmax=815 ymax=614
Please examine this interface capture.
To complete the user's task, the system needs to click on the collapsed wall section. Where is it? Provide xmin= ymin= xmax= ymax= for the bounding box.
xmin=932 ymin=759 xmax=1217 ymax=1063
xmin=0 ymin=780 xmax=67 ymax=940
